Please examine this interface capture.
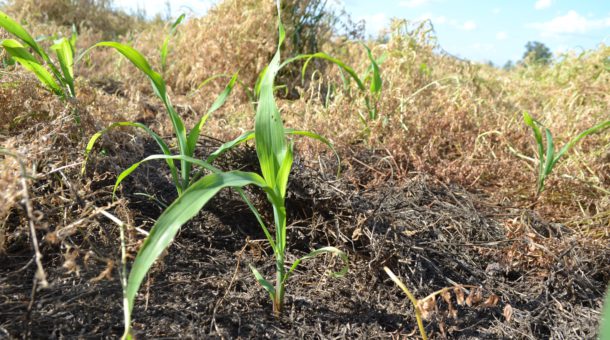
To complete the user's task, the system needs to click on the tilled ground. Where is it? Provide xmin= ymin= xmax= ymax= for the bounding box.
xmin=1 ymin=137 xmax=608 ymax=339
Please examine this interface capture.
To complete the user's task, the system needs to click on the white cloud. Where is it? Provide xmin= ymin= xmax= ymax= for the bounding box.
xmin=399 ymin=0 xmax=430 ymax=8
xmin=534 ymin=0 xmax=552 ymax=10
xmin=431 ymin=17 xmax=476 ymax=31
xmin=528 ymin=10 xmax=610 ymax=36
xmin=416 ymin=13 xmax=446 ymax=25
xmin=496 ymin=31 xmax=508 ymax=40
xmin=461 ymin=20 xmax=477 ymax=31
xmin=472 ymin=42 xmax=495 ymax=51
xmin=360 ymin=12 xmax=388 ymax=35
xmin=554 ymin=45 xmax=568 ymax=54
xmin=492 ymin=8 xmax=501 ymax=15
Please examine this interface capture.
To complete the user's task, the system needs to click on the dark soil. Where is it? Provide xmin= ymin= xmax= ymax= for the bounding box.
xmin=1 ymin=140 xmax=608 ymax=339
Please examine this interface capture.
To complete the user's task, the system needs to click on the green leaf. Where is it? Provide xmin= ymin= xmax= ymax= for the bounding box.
xmin=275 ymin=141 xmax=293 ymax=198
xmin=523 ymin=111 xmax=545 ymax=191
xmin=0 ymin=11 xmax=65 ymax=93
xmin=531 ymin=127 xmax=555 ymax=193
xmin=86 ymin=41 xmax=190 ymax=188
xmin=254 ymin=15 xmax=287 ymax=188
xmin=51 ymin=38 xmax=75 ymax=96
xmin=523 ymin=111 xmax=544 ymax=159
xmin=281 ymin=49 xmax=381 ymax=120
xmin=284 ymin=246 xmax=349 ymax=283
xmin=108 ymin=151 xmax=280 ymax=254
xmin=206 ymin=128 xmax=339 ymax=169
xmin=160 ymin=13 xmax=185 ymax=72
xmin=11 ymin=56 xmax=63 ymax=96
xmin=362 ymin=43 xmax=382 ymax=95
xmin=69 ymin=24 xmax=77 ymax=52
xmin=376 ymin=52 xmax=388 ymax=65
xmin=112 ymin=154 xmax=220 ymax=198
xmin=1 ymin=39 xmax=64 ymax=96
xmin=188 ymin=73 xmax=256 ymax=103
xmin=188 ymin=73 xmax=228 ymax=97
xmin=125 ymin=171 xmax=269 ymax=316
xmin=553 ymin=120 xmax=610 ymax=167
xmin=187 ymin=72 xmax=238 ymax=155
xmin=236 ymin=187 xmax=276 ymax=252
xmin=543 ymin=128 xmax=555 ymax=177
xmin=1 ymin=39 xmax=38 ymax=63
xmin=0 ymin=10 xmax=49 ymax=61
xmin=285 ymin=129 xmax=341 ymax=177
xmin=82 ymin=121 xmax=181 ymax=195
xmin=283 ymin=52 xmax=365 ymax=91
xmin=206 ymin=72 xmax=239 ymax=114
xmin=254 ymin=66 xmax=267 ymax=97
xmin=522 ymin=112 xmax=610 ymax=194
xmin=249 ymin=264 xmax=276 ymax=300
xmin=206 ymin=130 xmax=255 ymax=164
xmin=89 ymin=41 xmax=166 ymax=100
xmin=361 ymin=53 xmax=388 ymax=81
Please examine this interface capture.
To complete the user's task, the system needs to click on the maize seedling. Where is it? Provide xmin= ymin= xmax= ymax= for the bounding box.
xmin=82 ymin=5 xmax=347 ymax=338
xmin=81 ymin=14 xmax=237 ymax=197
xmin=0 ymin=10 xmax=76 ymax=99
xmin=522 ymin=111 xmax=610 ymax=194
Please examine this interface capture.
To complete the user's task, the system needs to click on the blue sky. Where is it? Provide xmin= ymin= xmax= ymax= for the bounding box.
xmin=118 ymin=0 xmax=610 ymax=66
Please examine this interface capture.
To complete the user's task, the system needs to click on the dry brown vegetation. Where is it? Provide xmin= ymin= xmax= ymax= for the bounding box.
xmin=0 ymin=0 xmax=608 ymax=338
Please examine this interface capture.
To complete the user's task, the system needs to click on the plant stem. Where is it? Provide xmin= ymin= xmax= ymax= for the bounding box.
xmin=384 ymin=267 xmax=428 ymax=340
xmin=274 ymin=255 xmax=285 ymax=316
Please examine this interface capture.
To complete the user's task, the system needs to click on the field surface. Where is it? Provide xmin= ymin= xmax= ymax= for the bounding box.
xmin=0 ymin=0 xmax=609 ymax=338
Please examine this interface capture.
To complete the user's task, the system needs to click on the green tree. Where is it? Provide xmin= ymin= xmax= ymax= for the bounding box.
xmin=523 ymin=41 xmax=552 ymax=64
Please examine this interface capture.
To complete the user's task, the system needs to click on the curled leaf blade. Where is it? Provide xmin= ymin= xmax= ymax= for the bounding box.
xmin=286 ymin=246 xmax=349 ymax=282
xmin=0 ymin=10 xmax=48 ymax=60
xmin=187 ymin=72 xmax=239 ymax=155
xmin=51 ymin=37 xmax=75 ymax=96
xmin=160 ymin=13 xmax=186 ymax=72
xmin=250 ymin=264 xmax=276 ymax=300
xmin=11 ymin=56 xmax=63 ymax=96
xmin=82 ymin=121 xmax=181 ymax=194
xmin=125 ymin=171 xmax=269 ymax=316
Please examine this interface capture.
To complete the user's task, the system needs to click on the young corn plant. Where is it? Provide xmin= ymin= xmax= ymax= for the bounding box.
xmin=522 ymin=111 xmax=610 ymax=195
xmin=83 ymin=7 xmax=347 ymax=339
xmin=82 ymin=15 xmax=236 ymax=196
xmin=359 ymin=44 xmax=384 ymax=120
xmin=0 ymin=10 xmax=76 ymax=99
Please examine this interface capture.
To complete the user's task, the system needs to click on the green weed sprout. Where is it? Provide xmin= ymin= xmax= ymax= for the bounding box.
xmin=522 ymin=111 xmax=610 ymax=195
xmin=81 ymin=15 xmax=237 ymax=196
xmin=0 ymin=10 xmax=76 ymax=99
